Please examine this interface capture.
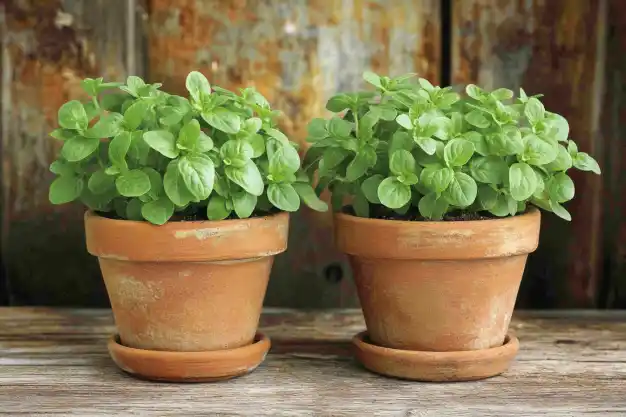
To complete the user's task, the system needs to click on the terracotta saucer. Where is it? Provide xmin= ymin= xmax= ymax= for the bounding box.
xmin=352 ymin=331 xmax=519 ymax=382
xmin=108 ymin=333 xmax=271 ymax=382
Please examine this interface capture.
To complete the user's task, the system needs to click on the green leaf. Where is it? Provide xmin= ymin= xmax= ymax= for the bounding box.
xmin=115 ymin=169 xmax=151 ymax=197
xmin=50 ymin=128 xmax=76 ymax=141
xmin=109 ymin=131 xmax=132 ymax=168
xmin=61 ymin=137 xmax=100 ymax=162
xmin=226 ymin=161 xmax=264 ymax=196
xmin=232 ymin=192 xmax=257 ymax=218
xmin=389 ymin=149 xmax=415 ymax=176
xmin=177 ymin=119 xmax=201 ymax=150
xmin=525 ymin=97 xmax=545 ymax=124
xmin=464 ymin=131 xmax=489 ymax=156
xmin=328 ymin=117 xmax=353 ymax=137
xmin=164 ymin=160 xmax=195 ymax=206
xmin=361 ymin=174 xmax=383 ymax=204
xmin=487 ymin=126 xmax=524 ymax=156
xmin=352 ymin=193 xmax=370 ymax=218
xmin=88 ymin=169 xmax=115 ymax=194
xmin=123 ymin=100 xmax=150 ymax=130
xmin=573 ymin=152 xmax=601 ymax=175
xmin=489 ymin=193 xmax=514 ymax=217
xmin=85 ymin=113 xmax=123 ymax=138
xmin=126 ymin=198 xmax=144 ymax=221
xmin=319 ymin=148 xmax=350 ymax=177
xmin=522 ymin=134 xmax=557 ymax=165
xmin=444 ymin=138 xmax=474 ymax=167
xmin=268 ymin=183 xmax=300 ymax=212
xmin=477 ymin=184 xmax=498 ymax=210
xmin=567 ymin=140 xmax=579 ymax=156
xmin=143 ymin=167 xmax=163 ymax=199
xmin=207 ymin=195 xmax=232 ymax=220
xmin=141 ymin=196 xmax=174 ymax=225
xmin=346 ymin=149 xmax=375 ymax=181
xmin=178 ymin=154 xmax=215 ymax=200
xmin=377 ymin=177 xmax=411 ymax=209
xmin=418 ymin=78 xmax=435 ymax=91
xmin=544 ymin=113 xmax=569 ymax=142
xmin=548 ymin=172 xmax=575 ymax=203
xmin=58 ymin=100 xmax=88 ymax=130
xmin=545 ymin=145 xmax=573 ymax=171
xmin=49 ymin=175 xmax=84 ymax=205
xmin=470 ymin=156 xmax=508 ymax=184
xmin=293 ymin=183 xmax=328 ymax=212
xmin=465 ymin=110 xmax=490 ymax=128
xmin=389 ymin=131 xmax=414 ymax=155
xmin=307 ymin=118 xmax=328 ymax=141
xmin=221 ymin=139 xmax=254 ymax=168
xmin=269 ymin=144 xmax=301 ymax=177
xmin=247 ymin=134 xmax=264 ymax=157
xmin=186 ymin=71 xmax=211 ymax=101
xmin=123 ymin=76 xmax=146 ymax=97
xmin=143 ymin=130 xmax=179 ymax=158
xmin=466 ymin=84 xmax=483 ymax=100
xmin=491 ymin=88 xmax=514 ymax=100
xmin=550 ymin=200 xmax=572 ymax=221
xmin=396 ymin=114 xmax=413 ymax=130
xmin=159 ymin=106 xmax=185 ymax=126
xmin=430 ymin=167 xmax=455 ymax=193
xmin=326 ymin=94 xmax=352 ymax=112
xmin=415 ymin=137 xmax=438 ymax=155
xmin=202 ymin=108 xmax=241 ymax=134
xmin=418 ymin=192 xmax=449 ymax=220
xmin=443 ymin=172 xmax=477 ymax=207
xmin=49 ymin=160 xmax=75 ymax=176
xmin=363 ymin=71 xmax=382 ymax=88
xmin=509 ymin=162 xmax=538 ymax=201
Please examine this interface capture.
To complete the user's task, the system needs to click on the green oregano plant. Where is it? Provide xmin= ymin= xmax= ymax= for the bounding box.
xmin=48 ymin=71 xmax=327 ymax=224
xmin=303 ymin=71 xmax=601 ymax=221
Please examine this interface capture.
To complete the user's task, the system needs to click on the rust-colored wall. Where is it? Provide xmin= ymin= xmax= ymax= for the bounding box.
xmin=1 ymin=0 xmax=623 ymax=308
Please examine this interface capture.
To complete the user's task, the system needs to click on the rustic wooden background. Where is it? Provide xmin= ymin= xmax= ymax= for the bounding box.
xmin=0 ymin=0 xmax=623 ymax=308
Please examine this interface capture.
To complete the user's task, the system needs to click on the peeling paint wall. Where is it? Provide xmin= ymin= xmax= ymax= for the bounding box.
xmin=0 ymin=0 xmax=139 ymax=305
xmin=1 ymin=0 xmax=624 ymax=308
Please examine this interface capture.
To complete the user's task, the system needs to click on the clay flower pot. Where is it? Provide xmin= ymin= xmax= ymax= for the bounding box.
xmin=336 ymin=208 xmax=541 ymax=381
xmin=85 ymin=211 xmax=289 ymax=382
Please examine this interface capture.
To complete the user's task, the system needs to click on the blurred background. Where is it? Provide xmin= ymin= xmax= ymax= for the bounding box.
xmin=0 ymin=0 xmax=623 ymax=309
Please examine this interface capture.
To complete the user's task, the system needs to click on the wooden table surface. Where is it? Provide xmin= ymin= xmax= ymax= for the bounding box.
xmin=0 ymin=308 xmax=625 ymax=416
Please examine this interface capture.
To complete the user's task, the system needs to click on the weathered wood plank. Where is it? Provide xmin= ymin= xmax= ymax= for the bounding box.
xmin=0 ymin=0 xmax=144 ymax=306
xmin=451 ymin=0 xmax=606 ymax=308
xmin=0 ymin=308 xmax=625 ymax=416
xmin=147 ymin=0 xmax=441 ymax=308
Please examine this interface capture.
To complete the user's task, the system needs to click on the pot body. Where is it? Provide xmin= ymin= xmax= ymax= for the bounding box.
xmin=85 ymin=211 xmax=289 ymax=352
xmin=335 ymin=209 xmax=541 ymax=352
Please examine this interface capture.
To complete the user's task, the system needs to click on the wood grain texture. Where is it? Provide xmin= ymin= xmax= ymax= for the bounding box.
xmin=147 ymin=0 xmax=441 ymax=308
xmin=0 ymin=0 xmax=144 ymax=306
xmin=451 ymin=0 xmax=606 ymax=308
xmin=0 ymin=308 xmax=625 ymax=416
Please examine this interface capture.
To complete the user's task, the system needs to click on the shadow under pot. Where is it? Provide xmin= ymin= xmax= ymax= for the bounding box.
xmin=335 ymin=208 xmax=540 ymax=382
xmin=84 ymin=211 xmax=289 ymax=382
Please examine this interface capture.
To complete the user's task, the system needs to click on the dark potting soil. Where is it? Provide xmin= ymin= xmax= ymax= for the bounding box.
xmin=345 ymin=205 xmax=501 ymax=222
xmin=96 ymin=206 xmax=279 ymax=222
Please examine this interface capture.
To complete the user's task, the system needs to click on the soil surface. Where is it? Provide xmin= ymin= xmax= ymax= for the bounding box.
xmin=346 ymin=205 xmax=502 ymax=222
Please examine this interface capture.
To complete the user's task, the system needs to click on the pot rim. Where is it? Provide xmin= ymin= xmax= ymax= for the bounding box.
xmin=334 ymin=207 xmax=541 ymax=260
xmin=334 ymin=206 xmax=539 ymax=226
xmin=84 ymin=210 xmax=290 ymax=262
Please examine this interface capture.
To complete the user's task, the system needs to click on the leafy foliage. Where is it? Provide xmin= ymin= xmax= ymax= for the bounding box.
xmin=48 ymin=73 xmax=327 ymax=225
xmin=303 ymin=72 xmax=601 ymax=221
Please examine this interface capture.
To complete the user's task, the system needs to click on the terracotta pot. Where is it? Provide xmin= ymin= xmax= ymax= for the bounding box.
xmin=335 ymin=208 xmax=541 ymax=380
xmin=84 ymin=211 xmax=288 ymax=380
